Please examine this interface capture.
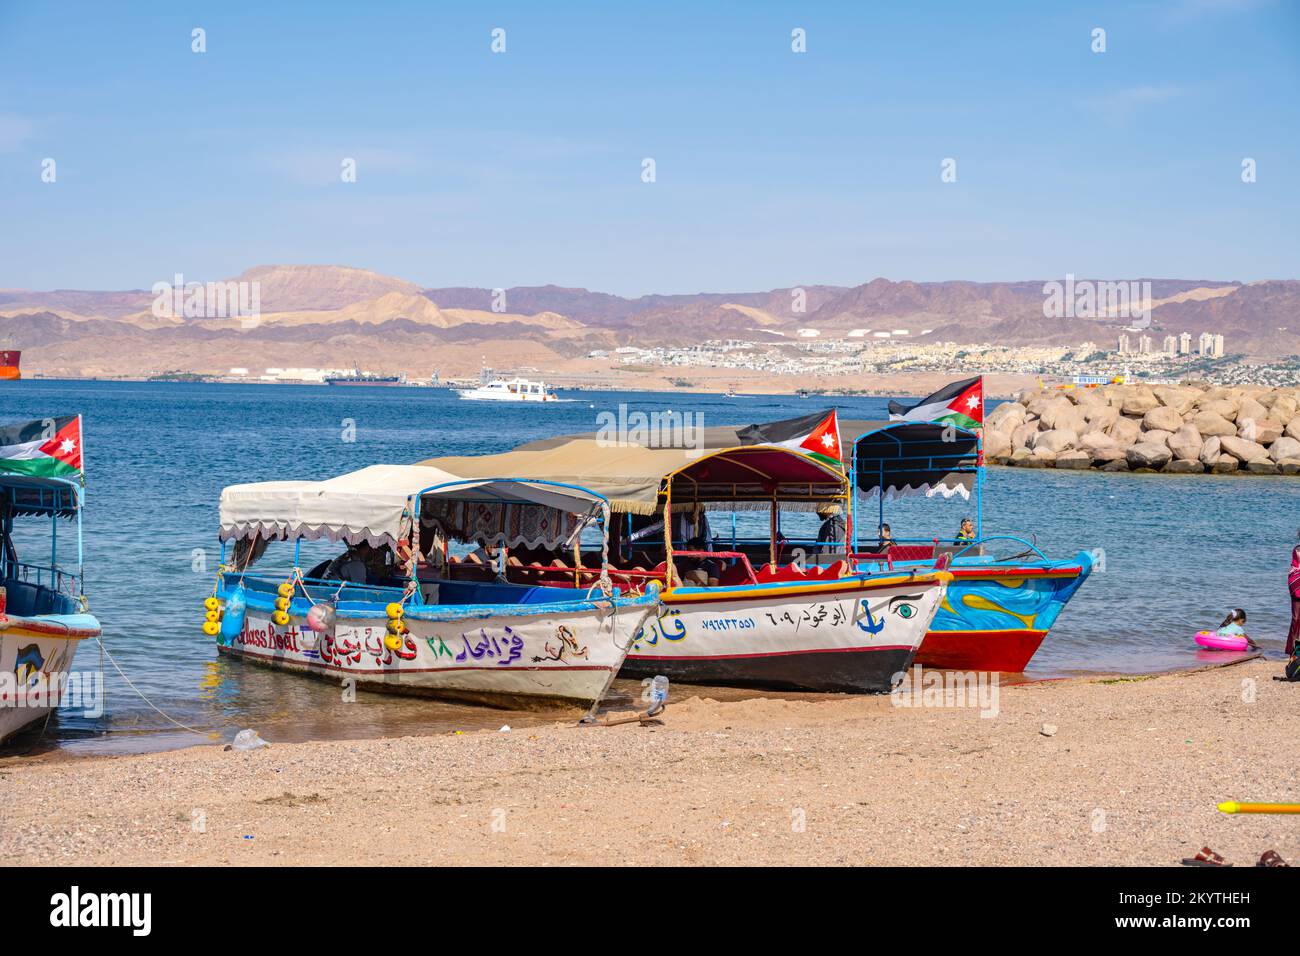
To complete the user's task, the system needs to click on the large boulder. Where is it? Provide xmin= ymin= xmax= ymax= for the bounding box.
xmin=1191 ymin=411 xmax=1236 ymax=438
xmin=1269 ymin=436 xmax=1300 ymax=463
xmin=1011 ymin=421 xmax=1038 ymax=451
xmin=1126 ymin=442 xmax=1172 ymax=469
xmin=1032 ymin=428 xmax=1077 ymax=453
xmin=1089 ymin=446 xmax=1127 ymax=463
xmin=1055 ymin=452 xmax=1093 ymax=470
xmin=986 ymin=401 xmax=1026 ymax=429
xmin=1168 ymin=424 xmax=1203 ymax=462
xmin=1286 ymin=416 xmax=1300 ymax=441
xmin=1212 ymin=454 xmax=1240 ymax=474
xmin=1141 ymin=429 xmax=1173 ymax=448
xmin=1108 ymin=416 xmax=1142 ymax=446
xmin=1099 ymin=458 xmax=1130 ymax=472
xmin=1219 ymin=435 xmax=1268 ymax=463
xmin=1120 ymin=388 xmax=1160 ymax=416
xmin=1143 ymin=405 xmax=1185 ymax=433
xmin=1279 ymin=458 xmax=1300 ymax=476
xmin=1197 ymin=398 xmax=1238 ymax=422
xmin=1039 ymin=397 xmax=1080 ymax=430
xmin=1164 ymin=459 xmax=1204 ymax=474
xmin=1238 ymin=397 xmax=1269 ymax=423
xmin=1238 ymin=418 xmax=1283 ymax=445
xmin=1153 ymin=386 xmax=1197 ymax=414
xmin=1271 ymin=395 xmax=1298 ymax=423
xmin=1198 ymin=435 xmax=1222 ymax=466
xmin=983 ymin=427 xmax=1013 ymax=460
xmin=1084 ymin=404 xmax=1120 ymax=431
xmin=1247 ymin=460 xmax=1280 ymax=475
xmin=1027 ymin=393 xmax=1069 ymax=420
xmin=1079 ymin=430 xmax=1117 ymax=452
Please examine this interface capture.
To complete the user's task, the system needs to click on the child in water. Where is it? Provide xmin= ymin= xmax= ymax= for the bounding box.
xmin=1216 ymin=608 xmax=1260 ymax=650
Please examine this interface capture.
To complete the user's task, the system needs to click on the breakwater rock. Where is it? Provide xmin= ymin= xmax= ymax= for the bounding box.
xmin=986 ymin=383 xmax=1300 ymax=475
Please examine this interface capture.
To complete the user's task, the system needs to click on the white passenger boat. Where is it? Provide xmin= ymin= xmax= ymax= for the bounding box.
xmin=455 ymin=377 xmax=559 ymax=402
xmin=0 ymin=415 xmax=102 ymax=745
xmin=212 ymin=464 xmax=656 ymax=709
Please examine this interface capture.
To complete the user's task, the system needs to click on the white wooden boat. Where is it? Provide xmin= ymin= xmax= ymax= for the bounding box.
xmin=214 ymin=465 xmax=656 ymax=709
xmin=425 ymin=439 xmax=950 ymax=693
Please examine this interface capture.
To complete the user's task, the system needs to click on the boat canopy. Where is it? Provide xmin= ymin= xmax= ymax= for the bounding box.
xmin=661 ymin=445 xmax=846 ymax=509
xmin=0 ymin=473 xmax=83 ymax=519
xmin=424 ymin=438 xmax=846 ymax=515
xmin=219 ymin=464 xmax=611 ymax=550
xmin=848 ymin=420 xmax=980 ymax=500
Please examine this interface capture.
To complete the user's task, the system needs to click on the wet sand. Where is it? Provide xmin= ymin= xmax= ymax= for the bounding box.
xmin=2 ymin=659 xmax=1296 ymax=866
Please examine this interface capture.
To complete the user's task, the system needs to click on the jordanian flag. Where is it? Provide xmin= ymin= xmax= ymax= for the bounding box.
xmin=888 ymin=377 xmax=983 ymax=430
xmin=0 ymin=415 xmax=84 ymax=481
xmin=736 ymin=409 xmax=843 ymax=469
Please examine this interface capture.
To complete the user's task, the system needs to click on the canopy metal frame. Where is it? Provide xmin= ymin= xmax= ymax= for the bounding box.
xmin=658 ymin=445 xmax=850 ymax=588
xmin=848 ymin=422 xmax=983 ymax=557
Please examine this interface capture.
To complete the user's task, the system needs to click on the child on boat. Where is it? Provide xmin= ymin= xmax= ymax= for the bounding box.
xmin=1216 ymin=608 xmax=1260 ymax=650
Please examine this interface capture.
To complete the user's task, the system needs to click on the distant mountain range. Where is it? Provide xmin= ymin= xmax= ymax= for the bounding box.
xmin=1 ymin=264 xmax=1296 ymax=379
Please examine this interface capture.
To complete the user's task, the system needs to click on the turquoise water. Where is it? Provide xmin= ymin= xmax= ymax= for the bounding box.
xmin=1 ymin=380 xmax=1296 ymax=754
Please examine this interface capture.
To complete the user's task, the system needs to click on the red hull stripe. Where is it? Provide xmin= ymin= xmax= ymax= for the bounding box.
xmin=629 ymin=644 xmax=913 ymax=661
xmin=946 ymin=567 xmax=1082 ymax=580
xmin=0 ymin=615 xmax=100 ymax=639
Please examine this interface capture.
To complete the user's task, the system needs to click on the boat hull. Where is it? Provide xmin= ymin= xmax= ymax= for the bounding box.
xmin=0 ymin=612 xmax=100 ymax=745
xmin=620 ymin=572 xmax=948 ymax=694
xmin=454 ymin=390 xmax=556 ymax=402
xmin=910 ymin=554 xmax=1093 ymax=672
xmin=218 ymin=589 xmax=657 ymax=709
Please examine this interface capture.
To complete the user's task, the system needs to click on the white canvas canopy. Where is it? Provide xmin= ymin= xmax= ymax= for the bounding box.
xmin=219 ymin=464 xmax=610 ymax=549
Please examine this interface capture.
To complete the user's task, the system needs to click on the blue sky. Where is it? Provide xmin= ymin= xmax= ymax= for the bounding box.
xmin=1 ymin=0 xmax=1297 ymax=295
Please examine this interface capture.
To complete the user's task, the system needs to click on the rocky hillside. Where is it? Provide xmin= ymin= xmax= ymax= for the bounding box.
xmin=987 ymin=384 xmax=1300 ymax=475
xmin=3 ymin=265 xmax=1299 ymax=378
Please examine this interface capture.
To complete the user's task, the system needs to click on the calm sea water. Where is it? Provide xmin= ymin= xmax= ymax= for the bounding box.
xmin=2 ymin=379 xmax=1296 ymax=755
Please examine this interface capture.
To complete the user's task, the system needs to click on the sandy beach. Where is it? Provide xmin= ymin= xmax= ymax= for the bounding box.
xmin=1 ymin=658 xmax=1295 ymax=867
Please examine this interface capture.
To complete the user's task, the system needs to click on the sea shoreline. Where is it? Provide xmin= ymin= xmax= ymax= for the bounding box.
xmin=3 ymin=658 xmax=1294 ymax=866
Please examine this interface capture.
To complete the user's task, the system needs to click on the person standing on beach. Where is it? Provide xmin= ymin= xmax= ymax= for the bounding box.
xmin=1287 ymin=531 xmax=1300 ymax=654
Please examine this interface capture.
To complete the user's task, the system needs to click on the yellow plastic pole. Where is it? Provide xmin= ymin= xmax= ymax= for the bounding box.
xmin=1217 ymin=801 xmax=1300 ymax=814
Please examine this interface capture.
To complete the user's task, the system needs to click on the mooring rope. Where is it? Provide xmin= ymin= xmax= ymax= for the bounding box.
xmin=94 ymin=636 xmax=210 ymax=737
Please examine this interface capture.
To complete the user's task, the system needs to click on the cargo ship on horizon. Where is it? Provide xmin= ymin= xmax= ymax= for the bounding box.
xmin=323 ymin=366 xmax=406 ymax=387
xmin=0 ymin=349 xmax=20 ymax=381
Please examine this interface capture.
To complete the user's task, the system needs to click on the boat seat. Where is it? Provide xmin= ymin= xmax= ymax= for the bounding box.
xmin=887 ymin=543 xmax=937 ymax=562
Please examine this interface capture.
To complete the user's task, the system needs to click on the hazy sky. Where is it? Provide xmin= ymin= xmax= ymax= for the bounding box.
xmin=1 ymin=0 xmax=1297 ymax=295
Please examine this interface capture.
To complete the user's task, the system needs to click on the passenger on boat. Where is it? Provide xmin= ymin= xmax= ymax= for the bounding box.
xmin=879 ymin=523 xmax=893 ymax=547
xmin=677 ymin=536 xmax=720 ymax=587
xmin=815 ymin=504 xmax=846 ymax=556
xmin=955 ymin=517 xmax=976 ymax=542
xmin=321 ymin=541 xmax=395 ymax=585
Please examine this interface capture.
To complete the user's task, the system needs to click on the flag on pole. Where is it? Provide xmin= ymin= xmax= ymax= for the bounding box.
xmin=0 ymin=415 xmax=84 ymax=481
xmin=736 ymin=408 xmax=843 ymax=469
xmin=888 ymin=377 xmax=983 ymax=431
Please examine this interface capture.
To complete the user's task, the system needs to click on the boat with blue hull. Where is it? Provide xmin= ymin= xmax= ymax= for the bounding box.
xmin=845 ymin=418 xmax=1093 ymax=672
xmin=0 ymin=415 xmax=102 ymax=745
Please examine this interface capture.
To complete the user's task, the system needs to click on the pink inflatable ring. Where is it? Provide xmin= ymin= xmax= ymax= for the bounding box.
xmin=1195 ymin=631 xmax=1250 ymax=652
